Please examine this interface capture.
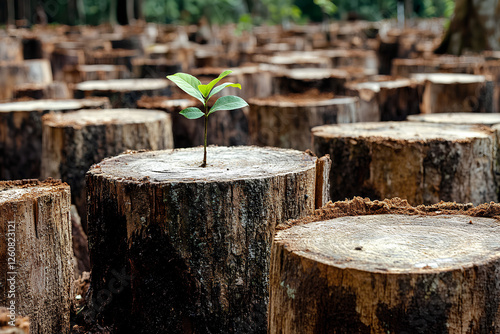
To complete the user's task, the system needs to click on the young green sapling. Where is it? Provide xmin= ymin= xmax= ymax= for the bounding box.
xmin=167 ymin=70 xmax=248 ymax=167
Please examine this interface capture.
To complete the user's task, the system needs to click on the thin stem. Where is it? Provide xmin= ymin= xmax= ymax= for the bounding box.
xmin=201 ymin=104 xmax=208 ymax=167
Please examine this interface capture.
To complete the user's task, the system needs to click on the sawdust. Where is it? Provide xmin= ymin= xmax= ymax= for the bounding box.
xmin=278 ymin=197 xmax=500 ymax=230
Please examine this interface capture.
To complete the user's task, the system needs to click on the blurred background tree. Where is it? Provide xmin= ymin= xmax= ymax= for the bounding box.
xmin=1 ymin=0 xmax=454 ymax=26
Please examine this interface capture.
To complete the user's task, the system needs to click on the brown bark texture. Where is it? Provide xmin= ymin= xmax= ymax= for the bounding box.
xmin=41 ymin=108 xmax=173 ymax=232
xmin=85 ymin=147 xmax=320 ymax=333
xmin=0 ymin=179 xmax=73 ymax=334
xmin=248 ymin=95 xmax=360 ymax=151
xmin=313 ymin=122 xmax=498 ymax=205
xmin=0 ymin=98 xmax=110 ymax=180
xmin=74 ymin=78 xmax=171 ymax=108
xmin=270 ymin=213 xmax=500 ymax=333
xmin=0 ymin=59 xmax=52 ymax=101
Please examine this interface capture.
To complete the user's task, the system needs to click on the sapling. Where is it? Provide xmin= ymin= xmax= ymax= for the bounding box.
xmin=167 ymin=70 xmax=248 ymax=167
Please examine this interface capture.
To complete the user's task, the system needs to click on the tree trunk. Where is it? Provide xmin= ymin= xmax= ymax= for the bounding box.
xmin=248 ymin=93 xmax=360 ymax=151
xmin=0 ymin=59 xmax=53 ymax=101
xmin=346 ymin=77 xmax=422 ymax=121
xmin=13 ymin=82 xmax=70 ymax=100
xmin=0 ymin=179 xmax=73 ymax=334
xmin=85 ymin=147 xmax=322 ymax=333
xmin=312 ymin=121 xmax=498 ymax=205
xmin=412 ymin=73 xmax=494 ymax=113
xmin=74 ymin=78 xmax=170 ymax=108
xmin=41 ymin=108 xmax=174 ymax=232
xmin=436 ymin=0 xmax=500 ymax=55
xmin=0 ymin=98 xmax=110 ymax=180
xmin=0 ymin=38 xmax=22 ymax=63
xmin=270 ymin=213 xmax=500 ymax=333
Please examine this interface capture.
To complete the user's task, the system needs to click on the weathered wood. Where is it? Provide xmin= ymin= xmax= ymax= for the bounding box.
xmin=74 ymin=79 xmax=171 ymax=108
xmin=346 ymin=77 xmax=421 ymax=121
xmin=0 ymin=37 xmax=22 ymax=62
xmin=248 ymin=93 xmax=360 ymax=151
xmin=131 ymin=58 xmax=182 ymax=78
xmin=270 ymin=212 xmax=500 ymax=333
xmin=137 ymin=96 xmax=249 ymax=147
xmin=50 ymin=48 xmax=85 ymax=81
xmin=312 ymin=122 xmax=498 ymax=205
xmin=408 ymin=112 xmax=500 ymax=126
xmin=315 ymin=155 xmax=332 ymax=209
xmin=412 ymin=73 xmax=494 ymax=113
xmin=41 ymin=108 xmax=174 ymax=232
xmin=0 ymin=179 xmax=73 ymax=334
xmin=0 ymin=98 xmax=110 ymax=180
xmin=85 ymin=147 xmax=320 ymax=333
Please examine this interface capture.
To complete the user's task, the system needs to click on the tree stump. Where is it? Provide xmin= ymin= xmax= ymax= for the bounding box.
xmin=85 ymin=147 xmax=322 ymax=333
xmin=137 ymin=96 xmax=249 ymax=147
xmin=13 ymin=82 xmax=70 ymax=100
xmin=273 ymin=68 xmax=348 ymax=95
xmin=0 ymin=37 xmax=22 ymax=62
xmin=74 ymin=79 xmax=171 ymax=108
xmin=131 ymin=58 xmax=182 ymax=78
xmin=346 ymin=77 xmax=421 ymax=121
xmin=41 ymin=108 xmax=174 ymax=232
xmin=312 ymin=122 xmax=497 ymax=205
xmin=0 ymin=98 xmax=110 ymax=180
xmin=63 ymin=64 xmax=131 ymax=84
xmin=0 ymin=179 xmax=73 ymax=334
xmin=0 ymin=60 xmax=53 ymax=101
xmin=249 ymin=92 xmax=360 ymax=151
xmin=408 ymin=112 xmax=500 ymax=126
xmin=270 ymin=212 xmax=500 ymax=333
xmin=412 ymin=73 xmax=494 ymax=113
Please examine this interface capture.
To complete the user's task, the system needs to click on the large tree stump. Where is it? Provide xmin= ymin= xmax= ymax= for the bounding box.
xmin=74 ymin=79 xmax=171 ymax=108
xmin=0 ymin=60 xmax=53 ymax=101
xmin=0 ymin=179 xmax=73 ymax=334
xmin=13 ymin=82 xmax=70 ymax=100
xmin=412 ymin=73 xmax=494 ymax=113
xmin=312 ymin=122 xmax=498 ymax=205
xmin=41 ymin=108 xmax=173 ymax=232
xmin=137 ymin=96 xmax=250 ymax=147
xmin=249 ymin=92 xmax=360 ymax=151
xmin=346 ymin=77 xmax=421 ymax=121
xmin=0 ymin=98 xmax=110 ymax=180
xmin=270 ymin=209 xmax=500 ymax=333
xmin=408 ymin=112 xmax=500 ymax=126
xmin=85 ymin=147 xmax=322 ymax=333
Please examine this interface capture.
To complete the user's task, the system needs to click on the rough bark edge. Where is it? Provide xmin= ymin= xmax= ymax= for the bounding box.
xmin=277 ymin=196 xmax=500 ymax=230
xmin=314 ymin=155 xmax=331 ymax=209
xmin=0 ymin=178 xmax=66 ymax=189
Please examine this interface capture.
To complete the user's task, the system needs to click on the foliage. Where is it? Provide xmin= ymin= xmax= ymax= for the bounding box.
xmin=167 ymin=70 xmax=248 ymax=167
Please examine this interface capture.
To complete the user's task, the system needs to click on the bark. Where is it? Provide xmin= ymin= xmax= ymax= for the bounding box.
xmin=248 ymin=95 xmax=360 ymax=151
xmin=270 ymin=214 xmax=500 ymax=333
xmin=346 ymin=77 xmax=421 ymax=121
xmin=312 ymin=121 xmax=498 ymax=205
xmin=137 ymin=97 xmax=249 ymax=147
xmin=436 ymin=0 xmax=500 ymax=55
xmin=50 ymin=48 xmax=85 ymax=82
xmin=74 ymin=78 xmax=171 ymax=108
xmin=85 ymin=147 xmax=321 ymax=333
xmin=0 ymin=179 xmax=73 ymax=334
xmin=41 ymin=108 xmax=174 ymax=232
xmin=412 ymin=73 xmax=494 ymax=113
xmin=0 ymin=98 xmax=110 ymax=180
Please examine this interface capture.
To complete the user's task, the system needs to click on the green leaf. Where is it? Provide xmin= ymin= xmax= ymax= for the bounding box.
xmin=208 ymin=83 xmax=242 ymax=100
xmin=179 ymin=107 xmax=205 ymax=119
xmin=198 ymin=70 xmax=233 ymax=97
xmin=167 ymin=73 xmax=205 ymax=104
xmin=208 ymin=96 xmax=248 ymax=116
